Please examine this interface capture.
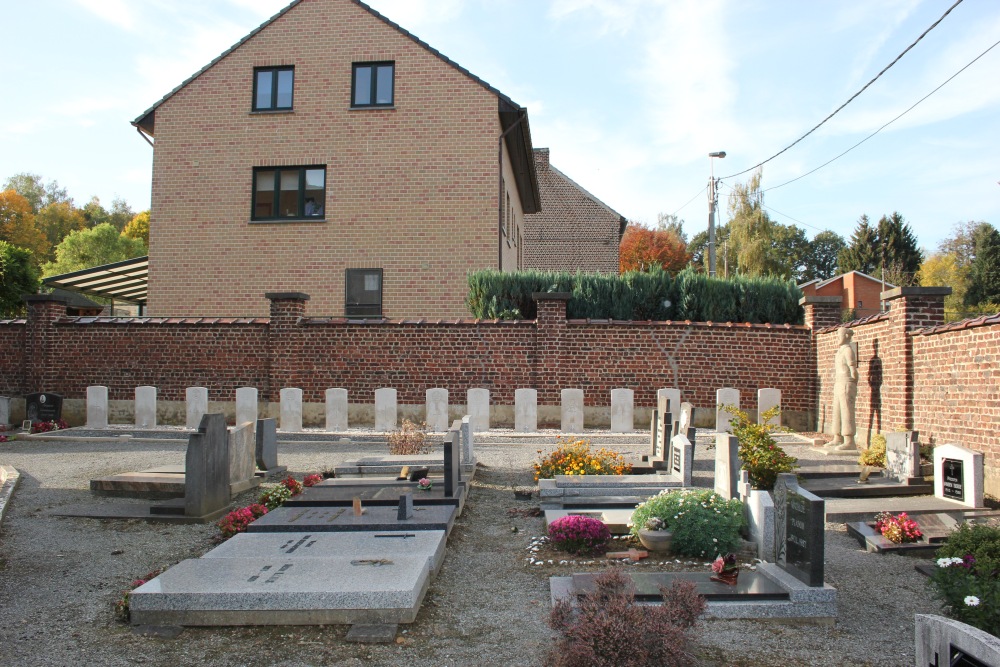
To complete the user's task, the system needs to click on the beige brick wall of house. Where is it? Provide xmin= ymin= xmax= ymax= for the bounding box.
xmin=145 ymin=0 xmax=525 ymax=318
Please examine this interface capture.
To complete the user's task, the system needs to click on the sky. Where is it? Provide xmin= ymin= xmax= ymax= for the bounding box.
xmin=2 ymin=0 xmax=999 ymax=254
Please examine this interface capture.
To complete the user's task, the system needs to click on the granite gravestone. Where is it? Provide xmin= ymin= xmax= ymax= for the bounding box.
xmin=443 ymin=426 xmax=461 ymax=498
xmin=24 ymin=392 xmax=63 ymax=423
xmin=184 ymin=413 xmax=230 ymax=519
xmin=398 ymin=493 xmax=414 ymax=520
xmin=773 ymin=473 xmax=824 ymax=587
xmin=255 ymin=418 xmax=285 ymax=475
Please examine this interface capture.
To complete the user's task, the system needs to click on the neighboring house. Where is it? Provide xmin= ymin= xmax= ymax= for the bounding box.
xmin=132 ymin=0 xmax=539 ymax=318
xmin=799 ymin=271 xmax=895 ymax=319
xmin=522 ymin=149 xmax=626 ymax=273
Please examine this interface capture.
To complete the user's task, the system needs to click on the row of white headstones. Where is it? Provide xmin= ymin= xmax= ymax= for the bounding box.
xmin=80 ymin=385 xmax=781 ymax=434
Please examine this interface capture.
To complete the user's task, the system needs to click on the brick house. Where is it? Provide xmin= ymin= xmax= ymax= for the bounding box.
xmin=799 ymin=271 xmax=894 ymax=320
xmin=132 ymin=0 xmax=540 ymax=318
xmin=522 ymin=148 xmax=626 ymax=273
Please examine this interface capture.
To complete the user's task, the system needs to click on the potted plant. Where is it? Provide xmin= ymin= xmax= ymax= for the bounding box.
xmin=637 ymin=516 xmax=673 ymax=554
xmin=710 ymin=553 xmax=740 ymax=585
xmin=858 ymin=434 xmax=887 ymax=483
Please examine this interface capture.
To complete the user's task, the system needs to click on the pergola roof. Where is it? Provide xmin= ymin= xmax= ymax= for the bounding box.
xmin=42 ymin=256 xmax=148 ymax=305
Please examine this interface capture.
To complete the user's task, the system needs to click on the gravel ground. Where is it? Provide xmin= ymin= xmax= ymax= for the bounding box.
xmin=0 ymin=432 xmax=946 ymax=666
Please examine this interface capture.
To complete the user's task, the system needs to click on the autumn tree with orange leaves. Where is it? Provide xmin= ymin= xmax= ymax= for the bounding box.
xmin=619 ymin=224 xmax=690 ymax=274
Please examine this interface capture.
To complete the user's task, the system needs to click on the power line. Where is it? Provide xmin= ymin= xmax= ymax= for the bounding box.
xmin=764 ymin=35 xmax=1000 ymax=192
xmin=721 ymin=0 xmax=965 ymax=180
xmin=716 ymin=180 xmax=830 ymax=235
xmin=670 ymin=184 xmax=708 ymax=217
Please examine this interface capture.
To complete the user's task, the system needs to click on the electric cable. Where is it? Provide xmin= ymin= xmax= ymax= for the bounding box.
xmin=721 ymin=0 xmax=965 ymax=180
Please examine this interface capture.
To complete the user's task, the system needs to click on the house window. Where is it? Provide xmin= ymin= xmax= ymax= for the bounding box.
xmin=252 ymin=166 xmax=325 ymax=220
xmin=253 ymin=66 xmax=294 ymax=111
xmin=345 ymin=268 xmax=383 ymax=317
xmin=352 ymin=62 xmax=394 ymax=107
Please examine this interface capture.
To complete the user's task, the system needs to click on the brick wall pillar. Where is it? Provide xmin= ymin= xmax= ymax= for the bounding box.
xmin=23 ymin=295 xmax=68 ymax=394
xmin=533 ymin=292 xmax=570 ymax=405
xmin=265 ymin=292 xmax=309 ymax=403
xmin=882 ymin=286 xmax=951 ymax=429
xmin=800 ymin=296 xmax=843 ymax=331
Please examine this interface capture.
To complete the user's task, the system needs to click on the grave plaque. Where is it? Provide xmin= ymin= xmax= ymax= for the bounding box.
xmin=943 ymin=458 xmax=965 ymax=502
xmin=773 ymin=473 xmax=824 ymax=587
xmin=24 ymin=392 xmax=62 ymax=423
xmin=671 ymin=446 xmax=681 ymax=475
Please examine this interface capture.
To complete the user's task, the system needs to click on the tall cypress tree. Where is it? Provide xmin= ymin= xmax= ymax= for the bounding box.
xmin=837 ymin=212 xmax=923 ymax=285
xmin=837 ymin=215 xmax=879 ymax=275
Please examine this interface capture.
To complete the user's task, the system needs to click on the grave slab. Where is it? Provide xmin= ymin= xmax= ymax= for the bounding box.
xmin=247 ymin=505 xmax=456 ymax=534
xmin=130 ymin=556 xmax=430 ymax=626
xmin=845 ymin=513 xmax=956 ymax=556
xmin=203 ymin=530 xmax=447 ymax=574
xmin=915 ymin=614 xmax=1000 ymax=667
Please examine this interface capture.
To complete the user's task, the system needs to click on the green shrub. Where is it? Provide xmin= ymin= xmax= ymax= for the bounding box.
xmin=859 ymin=434 xmax=887 ymax=468
xmin=930 ymin=523 xmax=1000 ymax=636
xmin=629 ymin=489 xmax=744 ymax=558
xmin=466 ymin=268 xmax=803 ymax=323
xmin=726 ymin=405 xmax=798 ymax=490
xmin=259 ymin=484 xmax=292 ymax=510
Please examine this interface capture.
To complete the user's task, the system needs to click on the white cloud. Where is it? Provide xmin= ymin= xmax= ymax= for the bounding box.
xmin=71 ymin=0 xmax=139 ymax=31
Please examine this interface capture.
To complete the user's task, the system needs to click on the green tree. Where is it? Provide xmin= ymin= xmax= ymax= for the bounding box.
xmin=964 ymin=223 xmax=1000 ymax=308
xmin=655 ymin=213 xmax=687 ymax=243
xmin=838 ymin=215 xmax=879 ymax=275
xmin=42 ymin=223 xmax=146 ymax=277
xmin=0 ymin=240 xmax=40 ymax=317
xmin=107 ymin=196 xmax=136 ymax=232
xmin=3 ymin=173 xmax=70 ymax=214
xmin=876 ymin=212 xmax=923 ymax=286
xmin=35 ymin=202 xmax=87 ymax=262
xmin=801 ymin=231 xmax=846 ymax=282
xmin=81 ymin=196 xmax=110 ymax=228
xmin=122 ymin=210 xmax=150 ymax=246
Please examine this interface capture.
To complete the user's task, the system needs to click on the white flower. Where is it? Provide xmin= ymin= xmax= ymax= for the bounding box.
xmin=713 ymin=538 xmax=718 ymax=542
xmin=937 ymin=558 xmax=951 ymax=568
xmin=965 ymin=596 xmax=980 ymax=607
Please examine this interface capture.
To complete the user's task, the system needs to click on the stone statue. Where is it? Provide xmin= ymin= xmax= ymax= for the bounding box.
xmin=830 ymin=327 xmax=858 ymax=451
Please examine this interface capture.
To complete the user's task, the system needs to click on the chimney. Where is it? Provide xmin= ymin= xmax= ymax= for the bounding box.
xmin=534 ymin=148 xmax=550 ymax=169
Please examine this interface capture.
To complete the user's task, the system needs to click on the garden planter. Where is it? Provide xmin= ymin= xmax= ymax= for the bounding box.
xmin=637 ymin=528 xmax=674 ymax=554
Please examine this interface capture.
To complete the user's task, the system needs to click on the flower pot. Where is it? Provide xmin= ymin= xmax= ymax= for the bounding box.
xmin=710 ymin=569 xmax=739 ymax=586
xmin=637 ymin=528 xmax=674 ymax=554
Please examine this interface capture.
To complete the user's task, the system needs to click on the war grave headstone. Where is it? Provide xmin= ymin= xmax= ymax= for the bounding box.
xmin=135 ymin=386 xmax=157 ymax=428
xmin=279 ymin=387 xmax=303 ymax=432
xmin=326 ymin=388 xmax=348 ymax=431
xmin=186 ymin=387 xmax=208 ymax=429
xmin=514 ymin=388 xmax=537 ymax=433
xmin=255 ymin=418 xmax=286 ymax=477
xmin=715 ymin=388 xmax=739 ymax=433
xmin=714 ymin=434 xmax=741 ymax=500
xmin=86 ymin=386 xmax=107 ymax=428
xmin=0 ymin=395 xmax=10 ymax=426
xmin=561 ymin=388 xmax=584 ymax=432
xmin=24 ymin=392 xmax=62 ymax=424
xmin=467 ymin=388 xmax=490 ymax=432
xmin=757 ymin=388 xmax=780 ymax=426
xmin=934 ymin=444 xmax=984 ymax=509
xmin=235 ymin=387 xmax=258 ymax=430
xmin=657 ymin=388 xmax=680 ymax=423
xmin=425 ymin=388 xmax=448 ymax=432
xmin=915 ymin=614 xmax=1000 ymax=667
xmin=375 ymin=388 xmax=397 ymax=431
xmin=610 ymin=388 xmax=634 ymax=433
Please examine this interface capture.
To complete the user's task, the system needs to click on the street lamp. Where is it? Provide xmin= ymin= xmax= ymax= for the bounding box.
xmin=707 ymin=151 xmax=726 ymax=276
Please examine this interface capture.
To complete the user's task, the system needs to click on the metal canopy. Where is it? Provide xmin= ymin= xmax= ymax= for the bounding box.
xmin=42 ymin=256 xmax=148 ymax=305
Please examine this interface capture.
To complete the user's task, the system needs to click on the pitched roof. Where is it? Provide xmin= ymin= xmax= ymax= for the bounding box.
xmin=522 ymin=148 xmax=625 ymax=273
xmin=131 ymin=0 xmax=539 ymax=212
xmin=798 ymin=270 xmax=896 ymax=291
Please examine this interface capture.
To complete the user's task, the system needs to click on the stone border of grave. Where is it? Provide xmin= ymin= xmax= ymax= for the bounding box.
xmin=915 ymin=614 xmax=1000 ymax=667
xmin=0 ymin=464 xmax=21 ymax=530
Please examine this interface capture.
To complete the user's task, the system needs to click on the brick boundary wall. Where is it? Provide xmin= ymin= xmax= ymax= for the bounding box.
xmin=0 ymin=293 xmax=814 ymax=421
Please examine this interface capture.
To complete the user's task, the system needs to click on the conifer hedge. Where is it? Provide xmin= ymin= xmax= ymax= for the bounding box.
xmin=466 ymin=268 xmax=804 ymax=324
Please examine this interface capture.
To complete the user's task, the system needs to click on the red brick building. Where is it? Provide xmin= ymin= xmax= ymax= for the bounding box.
xmin=133 ymin=0 xmax=540 ymax=318
xmin=522 ymin=148 xmax=626 ymax=273
xmin=799 ymin=271 xmax=894 ymax=320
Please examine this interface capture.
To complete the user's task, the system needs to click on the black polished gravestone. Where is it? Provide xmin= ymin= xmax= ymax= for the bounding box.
xmin=773 ymin=472 xmax=825 ymax=587
xmin=444 ymin=424 xmax=462 ymax=499
xmin=24 ymin=392 xmax=63 ymax=423
xmin=942 ymin=458 xmax=965 ymax=502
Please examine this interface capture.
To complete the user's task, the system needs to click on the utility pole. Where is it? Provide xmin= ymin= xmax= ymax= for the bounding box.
xmin=707 ymin=151 xmax=726 ymax=276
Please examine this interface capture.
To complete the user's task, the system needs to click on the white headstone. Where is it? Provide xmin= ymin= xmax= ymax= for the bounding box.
xmin=466 ymin=388 xmax=490 ymax=432
xmin=514 ymin=388 xmax=537 ymax=433
xmin=757 ymin=388 xmax=781 ymax=427
xmin=235 ymin=387 xmax=258 ymax=429
xmin=135 ymin=386 xmax=156 ymax=428
xmin=86 ymin=385 xmax=108 ymax=428
xmin=714 ymin=433 xmax=741 ymax=500
xmin=670 ymin=433 xmax=694 ymax=487
xmin=885 ymin=431 xmax=920 ymax=483
xmin=657 ymin=388 xmax=681 ymax=418
xmin=610 ymin=388 xmax=634 ymax=433
xmin=561 ymin=388 xmax=584 ymax=433
xmin=460 ymin=415 xmax=475 ymax=464
xmin=425 ymin=388 xmax=449 ymax=432
xmin=186 ymin=387 xmax=208 ymax=429
xmin=375 ymin=388 xmax=397 ymax=431
xmin=325 ymin=388 xmax=348 ymax=431
xmin=716 ymin=387 xmax=740 ymax=433
xmin=934 ymin=443 xmax=984 ymax=508
xmin=279 ymin=387 xmax=303 ymax=432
